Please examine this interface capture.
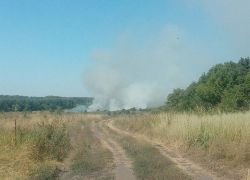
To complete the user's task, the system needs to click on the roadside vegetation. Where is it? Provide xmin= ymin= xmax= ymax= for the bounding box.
xmin=0 ymin=112 xmax=113 ymax=180
xmin=0 ymin=111 xmax=70 ymax=179
xmin=114 ymin=111 xmax=250 ymax=179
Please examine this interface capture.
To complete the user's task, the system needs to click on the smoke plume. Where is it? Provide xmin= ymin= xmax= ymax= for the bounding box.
xmin=83 ymin=25 xmax=212 ymax=111
xmin=83 ymin=1 xmax=250 ymax=111
xmin=201 ymin=0 xmax=250 ymax=57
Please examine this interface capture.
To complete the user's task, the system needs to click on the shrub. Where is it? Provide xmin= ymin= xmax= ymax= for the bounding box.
xmin=31 ymin=119 xmax=71 ymax=161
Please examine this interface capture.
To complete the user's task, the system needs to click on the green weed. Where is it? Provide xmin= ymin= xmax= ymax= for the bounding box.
xmin=31 ymin=120 xmax=70 ymax=161
xmin=31 ymin=163 xmax=59 ymax=180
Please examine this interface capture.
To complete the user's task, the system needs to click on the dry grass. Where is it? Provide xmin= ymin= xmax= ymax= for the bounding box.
xmin=99 ymin=121 xmax=192 ymax=180
xmin=0 ymin=111 xmax=105 ymax=180
xmin=114 ymin=112 xmax=250 ymax=172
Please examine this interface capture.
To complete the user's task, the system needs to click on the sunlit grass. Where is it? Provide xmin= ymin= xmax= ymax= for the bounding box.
xmin=114 ymin=111 xmax=250 ymax=166
xmin=0 ymin=111 xmax=111 ymax=180
xmin=0 ymin=112 xmax=70 ymax=179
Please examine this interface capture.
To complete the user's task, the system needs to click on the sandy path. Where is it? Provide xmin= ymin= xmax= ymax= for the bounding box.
xmin=107 ymin=120 xmax=230 ymax=180
xmin=92 ymin=122 xmax=136 ymax=180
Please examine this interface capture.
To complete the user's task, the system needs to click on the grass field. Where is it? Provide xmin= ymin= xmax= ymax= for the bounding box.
xmin=0 ymin=111 xmax=70 ymax=179
xmin=0 ymin=111 xmax=113 ymax=180
xmin=2 ymin=110 xmax=250 ymax=179
xmin=114 ymin=112 xmax=250 ymax=175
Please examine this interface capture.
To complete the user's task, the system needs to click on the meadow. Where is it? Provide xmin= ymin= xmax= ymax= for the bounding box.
xmin=0 ymin=111 xmax=113 ymax=180
xmin=114 ymin=111 xmax=250 ymax=178
xmin=2 ymin=110 xmax=250 ymax=179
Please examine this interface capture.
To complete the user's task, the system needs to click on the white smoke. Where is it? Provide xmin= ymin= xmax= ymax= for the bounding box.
xmin=83 ymin=24 xmax=213 ymax=111
xmin=82 ymin=1 xmax=250 ymax=111
xmin=200 ymin=0 xmax=250 ymax=57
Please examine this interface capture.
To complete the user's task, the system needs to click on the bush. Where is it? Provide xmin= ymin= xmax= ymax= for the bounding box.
xmin=31 ymin=119 xmax=71 ymax=161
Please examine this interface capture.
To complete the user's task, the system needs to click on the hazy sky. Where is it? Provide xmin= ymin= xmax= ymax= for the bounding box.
xmin=0 ymin=1 xmax=249 ymax=98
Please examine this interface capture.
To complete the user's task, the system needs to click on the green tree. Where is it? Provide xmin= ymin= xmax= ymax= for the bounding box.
xmin=164 ymin=57 xmax=250 ymax=112
xmin=56 ymin=106 xmax=63 ymax=114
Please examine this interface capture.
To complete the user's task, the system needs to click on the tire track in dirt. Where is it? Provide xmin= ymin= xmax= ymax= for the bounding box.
xmin=107 ymin=120 xmax=230 ymax=180
xmin=92 ymin=122 xmax=136 ymax=180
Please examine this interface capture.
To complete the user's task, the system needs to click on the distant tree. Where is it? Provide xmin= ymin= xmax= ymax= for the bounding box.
xmin=164 ymin=57 xmax=250 ymax=112
xmin=130 ymin=107 xmax=136 ymax=111
xmin=56 ymin=106 xmax=63 ymax=114
xmin=12 ymin=104 xmax=21 ymax=112
xmin=166 ymin=88 xmax=186 ymax=111
xmin=0 ymin=95 xmax=93 ymax=112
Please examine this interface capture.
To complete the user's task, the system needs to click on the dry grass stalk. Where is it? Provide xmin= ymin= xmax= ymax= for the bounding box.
xmin=114 ymin=112 xmax=250 ymax=174
xmin=0 ymin=111 xmax=95 ymax=179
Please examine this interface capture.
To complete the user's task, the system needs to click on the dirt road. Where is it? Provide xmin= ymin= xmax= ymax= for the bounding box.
xmin=92 ymin=122 xmax=136 ymax=180
xmin=106 ymin=120 xmax=230 ymax=180
xmin=59 ymin=117 xmax=232 ymax=180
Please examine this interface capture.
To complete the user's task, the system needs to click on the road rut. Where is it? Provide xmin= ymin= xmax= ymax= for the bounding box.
xmin=107 ymin=120 xmax=230 ymax=180
xmin=92 ymin=122 xmax=136 ymax=180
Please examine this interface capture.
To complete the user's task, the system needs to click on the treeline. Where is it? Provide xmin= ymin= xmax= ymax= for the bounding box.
xmin=0 ymin=95 xmax=93 ymax=112
xmin=164 ymin=57 xmax=250 ymax=112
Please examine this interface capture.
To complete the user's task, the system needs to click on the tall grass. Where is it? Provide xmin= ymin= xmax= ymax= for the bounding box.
xmin=0 ymin=111 xmax=111 ymax=180
xmin=114 ymin=112 xmax=250 ymax=166
xmin=0 ymin=112 xmax=71 ymax=180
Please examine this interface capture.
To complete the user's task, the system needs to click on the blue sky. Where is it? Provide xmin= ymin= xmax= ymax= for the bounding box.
xmin=0 ymin=1 xmax=249 ymax=97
